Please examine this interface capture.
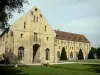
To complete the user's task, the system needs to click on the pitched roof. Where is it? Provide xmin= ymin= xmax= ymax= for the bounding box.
xmin=55 ymin=30 xmax=90 ymax=43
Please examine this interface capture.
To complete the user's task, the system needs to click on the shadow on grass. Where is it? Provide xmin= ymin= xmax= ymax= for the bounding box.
xmin=84 ymin=64 xmax=100 ymax=73
xmin=0 ymin=66 xmax=28 ymax=75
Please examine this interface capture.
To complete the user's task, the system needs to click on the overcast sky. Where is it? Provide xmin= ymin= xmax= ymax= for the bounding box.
xmin=8 ymin=0 xmax=100 ymax=47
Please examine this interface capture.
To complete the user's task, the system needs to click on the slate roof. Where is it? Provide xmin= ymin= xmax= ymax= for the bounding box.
xmin=55 ymin=30 xmax=90 ymax=43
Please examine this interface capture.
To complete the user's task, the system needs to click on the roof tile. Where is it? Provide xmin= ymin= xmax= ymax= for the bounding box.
xmin=55 ymin=30 xmax=90 ymax=43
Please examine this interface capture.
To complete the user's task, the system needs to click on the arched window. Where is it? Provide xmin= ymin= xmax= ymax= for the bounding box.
xmin=45 ymin=48 xmax=50 ymax=60
xmin=18 ymin=47 xmax=24 ymax=61
xmin=70 ymin=52 xmax=73 ymax=58
xmin=57 ymin=51 xmax=60 ymax=58
xmin=37 ymin=17 xmax=38 ymax=22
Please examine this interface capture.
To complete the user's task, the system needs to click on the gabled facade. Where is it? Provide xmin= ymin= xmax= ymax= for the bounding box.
xmin=0 ymin=6 xmax=56 ymax=64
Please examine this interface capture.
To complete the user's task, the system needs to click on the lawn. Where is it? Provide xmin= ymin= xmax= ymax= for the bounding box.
xmin=0 ymin=64 xmax=100 ymax=75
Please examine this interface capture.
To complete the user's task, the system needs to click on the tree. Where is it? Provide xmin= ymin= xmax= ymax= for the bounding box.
xmin=88 ymin=50 xmax=95 ymax=59
xmin=96 ymin=47 xmax=100 ymax=59
xmin=78 ymin=49 xmax=84 ymax=60
xmin=88 ymin=47 xmax=96 ymax=59
xmin=60 ymin=47 xmax=67 ymax=60
xmin=0 ymin=0 xmax=28 ymax=28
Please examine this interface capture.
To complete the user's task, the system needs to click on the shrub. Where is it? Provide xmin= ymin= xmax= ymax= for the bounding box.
xmin=97 ymin=47 xmax=100 ymax=59
xmin=88 ymin=50 xmax=95 ymax=59
xmin=78 ymin=49 xmax=84 ymax=60
xmin=60 ymin=47 xmax=67 ymax=60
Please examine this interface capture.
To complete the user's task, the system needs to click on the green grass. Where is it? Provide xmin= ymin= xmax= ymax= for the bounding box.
xmin=0 ymin=64 xmax=100 ymax=75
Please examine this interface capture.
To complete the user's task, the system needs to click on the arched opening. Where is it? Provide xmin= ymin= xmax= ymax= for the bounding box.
xmin=57 ymin=51 xmax=60 ymax=58
xmin=70 ymin=52 xmax=73 ymax=58
xmin=33 ymin=44 xmax=40 ymax=62
xmin=18 ymin=46 xmax=24 ymax=61
xmin=45 ymin=48 xmax=50 ymax=60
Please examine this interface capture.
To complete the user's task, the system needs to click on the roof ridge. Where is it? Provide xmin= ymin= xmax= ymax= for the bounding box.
xmin=54 ymin=30 xmax=84 ymax=36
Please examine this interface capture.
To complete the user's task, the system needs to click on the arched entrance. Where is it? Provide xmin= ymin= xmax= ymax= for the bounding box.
xmin=33 ymin=44 xmax=40 ymax=62
xmin=18 ymin=46 xmax=24 ymax=62
xmin=45 ymin=48 xmax=50 ymax=60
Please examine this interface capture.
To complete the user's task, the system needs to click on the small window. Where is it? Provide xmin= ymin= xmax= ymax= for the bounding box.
xmin=35 ymin=8 xmax=38 ymax=11
xmin=45 ymin=25 xmax=47 ymax=32
xmin=59 ymin=46 xmax=60 ymax=49
xmin=47 ymin=37 xmax=49 ymax=41
xmin=20 ymin=34 xmax=23 ymax=38
xmin=34 ymin=16 xmax=35 ymax=22
xmin=34 ymin=33 xmax=38 ymax=42
xmin=56 ymin=35 xmax=58 ymax=37
xmin=37 ymin=17 xmax=38 ymax=22
xmin=69 ymin=37 xmax=71 ymax=39
xmin=24 ymin=21 xmax=26 ymax=29
xmin=10 ymin=31 xmax=13 ymax=36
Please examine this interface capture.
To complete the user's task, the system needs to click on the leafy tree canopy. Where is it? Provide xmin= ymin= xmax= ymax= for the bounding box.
xmin=0 ymin=0 xmax=28 ymax=28
xmin=91 ymin=47 xmax=97 ymax=53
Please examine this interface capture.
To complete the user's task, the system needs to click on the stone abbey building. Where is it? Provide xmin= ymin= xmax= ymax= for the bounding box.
xmin=0 ymin=6 xmax=90 ymax=64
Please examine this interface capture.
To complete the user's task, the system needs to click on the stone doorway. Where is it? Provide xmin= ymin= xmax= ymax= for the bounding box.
xmin=33 ymin=44 xmax=40 ymax=63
